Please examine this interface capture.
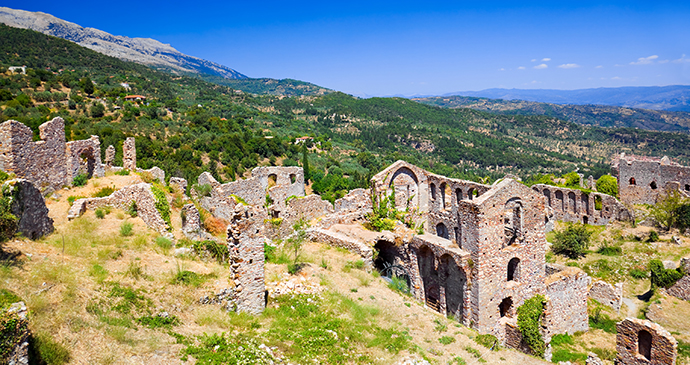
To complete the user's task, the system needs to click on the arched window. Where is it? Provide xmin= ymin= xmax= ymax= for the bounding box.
xmin=290 ymin=174 xmax=297 ymax=184
xmin=507 ymin=258 xmax=520 ymax=281
xmin=629 ymin=177 xmax=636 ymax=185
xmin=436 ymin=223 xmax=449 ymax=239
xmin=454 ymin=227 xmax=461 ymax=248
xmin=638 ymin=329 xmax=652 ymax=360
xmin=467 ymin=188 xmax=475 ymax=200
xmin=440 ymin=183 xmax=447 ymax=209
xmin=504 ymin=198 xmax=522 ymax=246
xmin=430 ymin=183 xmax=437 ymax=201
xmin=268 ymin=174 xmax=277 ymax=188
xmin=456 ymin=188 xmax=463 ymax=204
xmin=499 ymin=297 xmax=513 ymax=317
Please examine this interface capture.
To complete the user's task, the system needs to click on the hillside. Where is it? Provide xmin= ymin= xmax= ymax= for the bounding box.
xmin=442 ymin=86 xmax=690 ymax=112
xmin=0 ymin=6 xmax=247 ymax=80
xmin=414 ymin=95 xmax=690 ymax=132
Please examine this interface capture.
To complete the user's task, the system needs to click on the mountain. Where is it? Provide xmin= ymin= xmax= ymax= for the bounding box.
xmin=0 ymin=6 xmax=247 ymax=80
xmin=444 ymin=86 xmax=690 ymax=112
xmin=414 ymin=95 xmax=690 ymax=133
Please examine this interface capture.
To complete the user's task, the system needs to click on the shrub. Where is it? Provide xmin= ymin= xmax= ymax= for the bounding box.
xmin=0 ymin=289 xmax=21 ymax=310
xmin=115 ymin=169 xmax=130 ymax=176
xmin=0 ymin=310 xmax=28 ymax=361
xmin=136 ymin=315 xmax=180 ymax=329
xmin=439 ymin=336 xmax=455 ymax=345
xmin=192 ymin=240 xmax=229 ymax=263
xmin=155 ymin=236 xmax=173 ymax=252
xmin=193 ymin=183 xmax=212 ymax=197
xmin=92 ymin=186 xmax=115 ymax=198
xmin=172 ymin=269 xmax=207 ymax=287
xmin=474 ymin=334 xmax=499 ymax=350
xmin=0 ymin=185 xmax=18 ymax=245
xmin=203 ymin=215 xmax=228 ymax=236
xmin=30 ymin=332 xmax=71 ymax=365
xmin=589 ymin=307 xmax=617 ymax=333
xmin=596 ymin=241 xmax=622 ymax=256
xmin=150 ymin=185 xmax=172 ymax=230
xmin=127 ymin=201 xmax=138 ymax=217
xmin=677 ymin=204 xmax=690 ymax=233
xmin=67 ymin=195 xmax=85 ymax=206
xmin=596 ymin=175 xmax=618 ymax=198
xmin=649 ymin=190 xmax=685 ymax=231
xmin=72 ymin=173 xmax=88 ymax=187
xmin=517 ymin=294 xmax=546 ymax=358
xmin=629 ymin=268 xmax=648 ymax=279
xmin=650 ymin=259 xmax=684 ymax=289
xmin=552 ymin=223 xmax=592 ymax=259
xmin=120 ymin=222 xmax=133 ymax=237
xmin=181 ymin=333 xmax=274 ymax=364
xmin=95 ymin=208 xmax=105 ymax=219
xmin=648 ymin=230 xmax=659 ymax=242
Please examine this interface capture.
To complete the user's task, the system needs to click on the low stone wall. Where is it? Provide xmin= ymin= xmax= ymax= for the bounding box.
xmin=544 ymin=267 xmax=590 ymax=336
xmin=68 ymin=183 xmax=170 ymax=234
xmin=307 ymin=228 xmax=374 ymax=265
xmin=318 ymin=210 xmax=369 ymax=230
xmin=4 ymin=179 xmax=54 ymax=240
xmin=181 ymin=204 xmax=214 ymax=241
xmin=589 ymin=280 xmax=623 ymax=313
xmin=137 ymin=166 xmax=165 ymax=184
xmin=265 ymin=194 xmax=335 ymax=239
xmin=667 ymin=257 xmax=690 ymax=301
xmin=615 ymin=318 xmax=677 ymax=365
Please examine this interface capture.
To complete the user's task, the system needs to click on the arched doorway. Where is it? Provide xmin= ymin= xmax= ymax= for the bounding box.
xmin=439 ymin=254 xmax=466 ymax=322
xmin=418 ymin=245 xmax=440 ymax=311
xmin=391 ymin=167 xmax=419 ymax=210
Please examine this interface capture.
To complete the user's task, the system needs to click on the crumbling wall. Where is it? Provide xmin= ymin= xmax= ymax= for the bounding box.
xmin=589 ymin=280 xmax=623 ymax=313
xmin=253 ymin=166 xmax=305 ymax=210
xmin=66 ymin=136 xmax=104 ymax=179
xmin=544 ymin=267 xmax=591 ymax=336
xmin=68 ymin=183 xmax=170 ymax=234
xmin=3 ymin=302 xmax=30 ymax=365
xmin=5 ymin=179 xmax=54 ymax=240
xmin=667 ymin=257 xmax=690 ymax=301
xmin=227 ymin=205 xmax=266 ymax=314
xmin=615 ymin=318 xmax=677 ymax=365
xmin=123 ymin=137 xmax=136 ymax=170
xmin=105 ymin=145 xmax=115 ymax=168
xmin=0 ymin=117 xmax=69 ymax=190
xmin=267 ymin=194 xmax=334 ymax=238
xmin=170 ymin=177 xmax=187 ymax=195
xmin=532 ymin=184 xmax=631 ymax=225
xmin=181 ymin=203 xmax=214 ymax=241
xmin=334 ymin=188 xmax=371 ymax=213
xmin=617 ymin=153 xmax=690 ymax=205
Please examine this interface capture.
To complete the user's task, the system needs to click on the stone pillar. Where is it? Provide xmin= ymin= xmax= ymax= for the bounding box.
xmin=123 ymin=137 xmax=136 ymax=170
xmin=227 ymin=204 xmax=266 ymax=314
xmin=105 ymin=145 xmax=115 ymax=168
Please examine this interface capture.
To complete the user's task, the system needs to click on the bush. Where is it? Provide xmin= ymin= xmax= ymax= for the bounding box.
xmin=92 ymin=186 xmax=115 ymax=198
xmin=552 ymin=223 xmax=592 ymax=259
xmin=95 ymin=208 xmax=105 ymax=219
xmin=596 ymin=175 xmax=618 ymax=198
xmin=677 ymin=204 xmax=690 ymax=233
xmin=120 ymin=222 xmax=133 ymax=237
xmin=596 ymin=241 xmax=622 ymax=256
xmin=150 ymin=185 xmax=171 ymax=230
xmin=650 ymin=259 xmax=684 ymax=289
xmin=192 ymin=240 xmax=229 ymax=263
xmin=30 ymin=332 xmax=71 ymax=365
xmin=155 ymin=236 xmax=173 ymax=251
xmin=72 ymin=173 xmax=88 ymax=187
xmin=517 ymin=294 xmax=546 ymax=358
xmin=589 ymin=307 xmax=617 ymax=333
xmin=648 ymin=230 xmax=660 ymax=242
xmin=438 ymin=336 xmax=455 ymax=345
xmin=474 ymin=334 xmax=499 ymax=350
xmin=115 ymin=169 xmax=130 ymax=176
xmin=193 ymin=183 xmax=212 ymax=197
xmin=629 ymin=268 xmax=648 ymax=279
xmin=0 ymin=185 xmax=18 ymax=245
xmin=650 ymin=190 xmax=685 ymax=231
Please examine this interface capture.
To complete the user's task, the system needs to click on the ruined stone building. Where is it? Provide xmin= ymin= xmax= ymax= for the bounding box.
xmin=532 ymin=184 xmax=631 ymax=227
xmin=615 ymin=318 xmax=677 ymax=365
xmin=614 ymin=153 xmax=690 ymax=205
xmin=0 ymin=117 xmax=103 ymax=190
xmin=367 ymin=161 xmax=590 ymax=349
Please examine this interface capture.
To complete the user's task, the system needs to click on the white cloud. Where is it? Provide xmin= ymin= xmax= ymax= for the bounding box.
xmin=531 ymin=59 xmax=536 ymax=62
xmin=558 ymin=63 xmax=581 ymax=69
xmin=517 ymin=66 xmax=526 ymax=70
xmin=611 ymin=76 xmax=622 ymax=80
xmin=499 ymin=68 xmax=505 ymax=71
xmin=595 ymin=65 xmax=603 ymax=69
xmin=673 ymin=54 xmax=690 ymax=63
xmin=533 ymin=63 xmax=548 ymax=69
xmin=630 ymin=55 xmax=658 ymax=65
xmin=542 ymin=58 xmax=551 ymax=62
xmin=658 ymin=59 xmax=669 ymax=64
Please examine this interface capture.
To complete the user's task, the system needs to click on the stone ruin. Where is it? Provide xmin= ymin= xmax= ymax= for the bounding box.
xmin=667 ymin=257 xmax=690 ymax=302
xmin=615 ymin=318 xmax=677 ymax=365
xmin=532 ymin=184 xmax=631 ymax=228
xmin=0 ymin=117 xmax=103 ymax=191
xmin=4 ymin=179 xmax=54 ymax=240
xmin=589 ymin=280 xmax=624 ymax=313
xmin=614 ymin=153 xmax=690 ymax=205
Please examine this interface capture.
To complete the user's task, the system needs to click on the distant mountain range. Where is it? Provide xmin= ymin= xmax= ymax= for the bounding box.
xmin=0 ymin=6 xmax=247 ymax=79
xmin=443 ymin=86 xmax=690 ymax=112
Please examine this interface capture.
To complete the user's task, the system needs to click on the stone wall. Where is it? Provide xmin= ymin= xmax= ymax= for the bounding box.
xmin=68 ymin=183 xmax=170 ymax=234
xmin=105 ymin=145 xmax=115 ymax=168
xmin=253 ymin=166 xmax=305 ymax=211
xmin=123 ymin=137 xmax=136 ymax=170
xmin=616 ymin=153 xmax=690 ymax=205
xmin=589 ymin=280 xmax=624 ymax=313
xmin=532 ymin=184 xmax=631 ymax=226
xmin=4 ymin=302 xmax=30 ymax=365
xmin=544 ymin=267 xmax=591 ymax=336
xmin=66 ymin=136 xmax=104 ymax=180
xmin=334 ymin=188 xmax=372 ymax=213
xmin=615 ymin=318 xmax=677 ymax=365
xmin=307 ymin=228 xmax=374 ymax=264
xmin=181 ymin=203 xmax=214 ymax=241
xmin=170 ymin=177 xmax=187 ymax=195
xmin=4 ymin=179 xmax=54 ymax=240
xmin=227 ymin=205 xmax=266 ymax=314
xmin=265 ymin=194 xmax=334 ymax=239
xmin=667 ymin=257 xmax=690 ymax=301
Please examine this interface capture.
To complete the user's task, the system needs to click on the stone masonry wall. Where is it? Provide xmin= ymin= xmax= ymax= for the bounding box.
xmin=0 ymin=118 xmax=69 ymax=190
xmin=68 ymin=183 xmax=170 ymax=234
xmin=253 ymin=166 xmax=305 ymax=211
xmin=123 ymin=137 xmax=136 ymax=170
xmin=265 ymin=194 xmax=335 ymax=239
xmin=227 ymin=205 xmax=266 ymax=314
xmin=105 ymin=145 xmax=115 ymax=168
xmin=66 ymin=136 xmax=105 ymax=179
xmin=589 ymin=280 xmax=624 ymax=313
xmin=615 ymin=318 xmax=677 ymax=365
xmin=544 ymin=267 xmax=591 ymax=336
xmin=532 ymin=184 xmax=631 ymax=225
xmin=617 ymin=154 xmax=690 ymax=205
xmin=667 ymin=257 xmax=690 ymax=301
xmin=5 ymin=179 xmax=54 ymax=240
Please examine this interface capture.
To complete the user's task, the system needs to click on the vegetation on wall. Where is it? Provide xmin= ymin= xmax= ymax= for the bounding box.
xmin=517 ymin=294 xmax=547 ymax=358
xmin=650 ymin=259 xmax=684 ymax=289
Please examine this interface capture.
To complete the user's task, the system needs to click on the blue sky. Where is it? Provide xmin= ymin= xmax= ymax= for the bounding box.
xmin=4 ymin=1 xmax=690 ymax=96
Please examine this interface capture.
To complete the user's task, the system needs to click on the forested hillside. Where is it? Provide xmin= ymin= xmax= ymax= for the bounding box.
xmin=3 ymin=23 xmax=690 ymax=202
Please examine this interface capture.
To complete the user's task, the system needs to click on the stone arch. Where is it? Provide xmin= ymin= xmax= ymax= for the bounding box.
xmin=439 ymin=254 xmax=466 ymax=322
xmin=430 ymin=183 xmax=437 ymax=202
xmin=436 ymin=222 xmax=449 ymax=239
xmin=467 ymin=188 xmax=475 ymax=200
xmin=543 ymin=189 xmax=552 ymax=207
xmin=504 ymin=198 xmax=522 ymax=246
xmin=443 ymin=183 xmax=452 ymax=210
xmin=581 ymin=193 xmax=590 ymax=215
xmin=391 ymin=167 xmax=419 ymax=209
xmin=418 ymin=245 xmax=440 ymax=310
xmin=568 ymin=192 xmax=577 ymax=213
xmin=268 ymin=174 xmax=278 ymax=188
xmin=507 ymin=257 xmax=520 ymax=281
xmin=440 ymin=182 xmax=447 ymax=209
xmin=290 ymin=173 xmax=297 ymax=184
xmin=555 ymin=190 xmax=564 ymax=211
xmin=638 ymin=329 xmax=652 ymax=360
xmin=455 ymin=188 xmax=463 ymax=204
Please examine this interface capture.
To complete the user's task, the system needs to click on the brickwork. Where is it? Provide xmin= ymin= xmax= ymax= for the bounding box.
xmin=616 ymin=153 xmax=690 ymax=205
xmin=5 ymin=179 xmax=54 ymax=240
xmin=589 ymin=280 xmax=624 ymax=313
xmin=615 ymin=318 xmax=677 ymax=365
xmin=181 ymin=203 xmax=214 ymax=241
xmin=532 ymin=184 xmax=632 ymax=226
xmin=544 ymin=267 xmax=591 ymax=336
xmin=170 ymin=177 xmax=188 ymax=195
xmin=105 ymin=145 xmax=115 ymax=168
xmin=334 ymin=188 xmax=372 ymax=213
xmin=266 ymin=194 xmax=334 ymax=239
xmin=68 ymin=183 xmax=170 ymax=234
xmin=66 ymin=136 xmax=104 ymax=179
xmin=227 ymin=205 xmax=266 ymax=314
xmin=667 ymin=257 xmax=690 ymax=301
xmin=123 ymin=137 xmax=136 ymax=170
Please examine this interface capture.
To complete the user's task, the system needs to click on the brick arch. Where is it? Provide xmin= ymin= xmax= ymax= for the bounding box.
xmin=391 ymin=166 xmax=419 ymax=209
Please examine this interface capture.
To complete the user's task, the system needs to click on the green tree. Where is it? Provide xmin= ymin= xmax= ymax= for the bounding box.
xmin=301 ymin=143 xmax=310 ymax=184
xmin=596 ymin=174 xmax=618 ymax=198
xmin=90 ymin=103 xmax=105 ymax=118
xmin=551 ymin=223 xmax=592 ymax=259
xmin=562 ymin=172 xmax=581 ymax=188
xmin=81 ymin=77 xmax=94 ymax=95
xmin=650 ymin=190 xmax=686 ymax=231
